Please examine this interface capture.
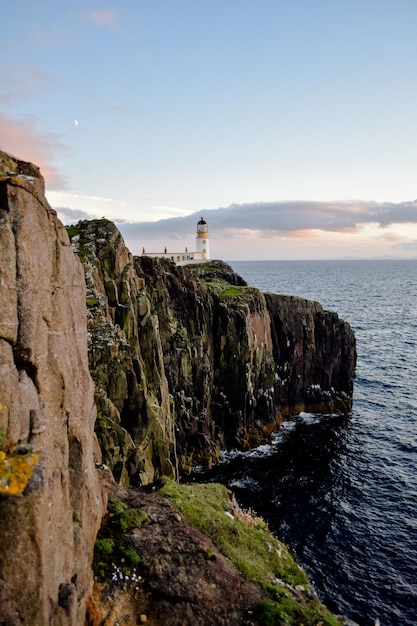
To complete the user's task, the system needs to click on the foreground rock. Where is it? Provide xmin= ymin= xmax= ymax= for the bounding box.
xmin=0 ymin=152 xmax=106 ymax=625
xmin=87 ymin=483 xmax=264 ymax=626
xmin=87 ymin=479 xmax=349 ymax=626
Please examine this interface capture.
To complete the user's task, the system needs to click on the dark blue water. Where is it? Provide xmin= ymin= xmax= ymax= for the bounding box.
xmin=200 ymin=260 xmax=417 ymax=626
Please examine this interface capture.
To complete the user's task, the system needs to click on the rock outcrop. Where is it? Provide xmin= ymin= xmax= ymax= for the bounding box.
xmin=265 ymin=293 xmax=356 ymax=415
xmin=86 ymin=482 xmax=266 ymax=626
xmin=86 ymin=478 xmax=349 ymax=626
xmin=68 ymin=220 xmax=178 ymax=487
xmin=68 ymin=219 xmax=356 ymax=482
xmin=0 ymin=152 xmax=106 ymax=625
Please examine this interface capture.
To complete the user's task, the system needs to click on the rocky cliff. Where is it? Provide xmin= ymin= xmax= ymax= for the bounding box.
xmin=67 ymin=219 xmax=356 ymax=484
xmin=0 ymin=152 xmax=106 ymax=625
xmin=0 ymin=151 xmax=356 ymax=626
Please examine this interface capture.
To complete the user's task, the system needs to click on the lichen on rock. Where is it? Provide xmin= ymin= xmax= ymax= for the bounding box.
xmin=0 ymin=449 xmax=40 ymax=495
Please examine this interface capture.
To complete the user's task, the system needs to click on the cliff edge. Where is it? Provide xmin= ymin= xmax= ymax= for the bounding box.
xmin=0 ymin=152 xmax=106 ymax=625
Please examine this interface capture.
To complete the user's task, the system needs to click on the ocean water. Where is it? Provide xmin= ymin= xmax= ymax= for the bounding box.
xmin=200 ymin=259 xmax=417 ymax=626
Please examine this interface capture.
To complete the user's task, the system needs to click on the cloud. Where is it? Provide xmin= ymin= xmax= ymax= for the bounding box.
xmin=363 ymin=202 xmax=417 ymax=228
xmin=114 ymin=200 xmax=417 ymax=242
xmin=81 ymin=10 xmax=119 ymax=29
xmin=0 ymin=112 xmax=68 ymax=189
xmin=394 ymin=240 xmax=417 ymax=250
xmin=0 ymin=64 xmax=53 ymax=106
xmin=0 ymin=65 xmax=30 ymax=105
xmin=32 ymin=26 xmax=57 ymax=46
xmin=109 ymin=105 xmax=137 ymax=115
xmin=54 ymin=207 xmax=97 ymax=223
xmin=216 ymin=201 xmax=417 ymax=234
xmin=381 ymin=232 xmax=403 ymax=243
xmin=28 ymin=66 xmax=52 ymax=83
xmin=286 ymin=229 xmax=317 ymax=239
xmin=48 ymin=190 xmax=130 ymax=222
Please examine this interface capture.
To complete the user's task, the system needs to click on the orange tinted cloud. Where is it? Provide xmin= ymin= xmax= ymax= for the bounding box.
xmin=337 ymin=226 xmax=360 ymax=234
xmin=381 ymin=232 xmax=403 ymax=242
xmin=286 ymin=229 xmax=317 ymax=239
xmin=0 ymin=112 xmax=68 ymax=189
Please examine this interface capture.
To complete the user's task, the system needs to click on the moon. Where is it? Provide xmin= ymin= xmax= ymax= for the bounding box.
xmin=74 ymin=120 xmax=78 ymax=126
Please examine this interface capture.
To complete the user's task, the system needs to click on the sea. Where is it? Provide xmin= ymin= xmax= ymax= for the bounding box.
xmin=196 ymin=259 xmax=417 ymax=626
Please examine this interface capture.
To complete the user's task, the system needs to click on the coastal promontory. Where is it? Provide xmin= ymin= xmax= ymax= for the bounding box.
xmin=0 ymin=151 xmax=356 ymax=625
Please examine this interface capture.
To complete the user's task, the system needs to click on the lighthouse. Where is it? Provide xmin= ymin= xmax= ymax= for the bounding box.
xmin=141 ymin=216 xmax=210 ymax=265
xmin=196 ymin=217 xmax=210 ymax=260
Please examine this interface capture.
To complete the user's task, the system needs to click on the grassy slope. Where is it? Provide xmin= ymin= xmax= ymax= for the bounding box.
xmin=159 ymin=479 xmax=342 ymax=626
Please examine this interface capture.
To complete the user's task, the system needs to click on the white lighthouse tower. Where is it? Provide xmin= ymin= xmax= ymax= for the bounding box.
xmin=196 ymin=217 xmax=210 ymax=260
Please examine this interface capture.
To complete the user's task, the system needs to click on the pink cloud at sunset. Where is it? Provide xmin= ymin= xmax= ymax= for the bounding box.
xmin=0 ymin=113 xmax=68 ymax=189
xmin=285 ymin=230 xmax=318 ymax=239
xmin=381 ymin=232 xmax=404 ymax=243
xmin=337 ymin=227 xmax=361 ymax=234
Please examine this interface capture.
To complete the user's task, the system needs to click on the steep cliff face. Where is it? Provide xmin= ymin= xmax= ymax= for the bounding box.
xmin=135 ymin=257 xmax=355 ymax=459
xmin=68 ymin=220 xmax=178 ymax=486
xmin=210 ymin=286 xmax=277 ymax=449
xmin=134 ymin=256 xmax=218 ymax=471
xmin=69 ymin=220 xmax=356 ymax=480
xmin=0 ymin=152 xmax=105 ymax=625
xmin=265 ymin=294 xmax=356 ymax=415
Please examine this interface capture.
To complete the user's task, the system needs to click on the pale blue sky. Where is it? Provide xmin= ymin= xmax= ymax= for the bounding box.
xmin=2 ymin=1 xmax=417 ymax=259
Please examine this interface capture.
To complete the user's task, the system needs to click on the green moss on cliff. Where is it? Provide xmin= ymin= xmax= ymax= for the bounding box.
xmin=86 ymin=296 xmax=100 ymax=307
xmin=65 ymin=224 xmax=80 ymax=238
xmin=158 ymin=478 xmax=341 ymax=626
xmin=93 ymin=497 xmax=150 ymax=581
xmin=220 ymin=285 xmax=250 ymax=297
xmin=108 ymin=497 xmax=150 ymax=533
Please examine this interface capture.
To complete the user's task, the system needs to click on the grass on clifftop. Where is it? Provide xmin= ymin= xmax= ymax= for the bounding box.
xmin=203 ymin=281 xmax=254 ymax=298
xmin=158 ymin=478 xmax=342 ymax=626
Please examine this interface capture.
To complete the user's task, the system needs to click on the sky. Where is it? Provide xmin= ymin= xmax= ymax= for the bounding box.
xmin=2 ymin=0 xmax=417 ymax=260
